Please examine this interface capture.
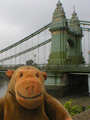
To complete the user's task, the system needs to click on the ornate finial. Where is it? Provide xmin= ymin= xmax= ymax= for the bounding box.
xmin=57 ymin=0 xmax=62 ymax=6
xmin=73 ymin=5 xmax=75 ymax=12
xmin=58 ymin=0 xmax=60 ymax=4
xmin=73 ymin=5 xmax=77 ymax=16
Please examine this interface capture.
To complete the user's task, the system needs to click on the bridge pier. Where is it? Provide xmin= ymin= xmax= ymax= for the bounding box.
xmin=45 ymin=72 xmax=62 ymax=85
xmin=45 ymin=71 xmax=88 ymax=97
xmin=45 ymin=72 xmax=69 ymax=86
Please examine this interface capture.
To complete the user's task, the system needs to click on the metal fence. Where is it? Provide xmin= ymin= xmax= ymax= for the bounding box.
xmin=0 ymin=64 xmax=90 ymax=73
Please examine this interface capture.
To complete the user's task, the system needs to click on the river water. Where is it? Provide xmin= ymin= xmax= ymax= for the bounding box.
xmin=0 ymin=79 xmax=9 ymax=98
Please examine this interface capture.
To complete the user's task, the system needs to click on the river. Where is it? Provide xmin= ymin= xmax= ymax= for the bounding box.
xmin=0 ymin=79 xmax=9 ymax=98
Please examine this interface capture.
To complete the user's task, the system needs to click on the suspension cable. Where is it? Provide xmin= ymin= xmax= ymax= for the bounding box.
xmin=0 ymin=23 xmax=51 ymax=54
xmin=38 ymin=34 xmax=39 ymax=64
xmin=0 ymin=39 xmax=51 ymax=62
xmin=44 ymin=30 xmax=46 ymax=64
xmin=88 ymin=29 xmax=90 ymax=64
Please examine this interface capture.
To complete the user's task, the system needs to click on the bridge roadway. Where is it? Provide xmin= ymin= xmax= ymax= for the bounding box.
xmin=0 ymin=64 xmax=90 ymax=73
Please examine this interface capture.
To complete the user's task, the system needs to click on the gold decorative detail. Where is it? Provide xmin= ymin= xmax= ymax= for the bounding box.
xmin=51 ymin=32 xmax=55 ymax=35
xmin=52 ymin=31 xmax=65 ymax=35
xmin=54 ymin=18 xmax=60 ymax=22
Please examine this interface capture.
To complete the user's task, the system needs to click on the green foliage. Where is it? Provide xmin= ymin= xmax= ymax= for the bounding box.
xmin=63 ymin=99 xmax=73 ymax=111
xmin=63 ymin=99 xmax=83 ymax=116
xmin=86 ymin=106 xmax=90 ymax=110
xmin=70 ymin=105 xmax=83 ymax=116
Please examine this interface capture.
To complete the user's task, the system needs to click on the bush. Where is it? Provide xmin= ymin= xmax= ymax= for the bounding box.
xmin=63 ymin=99 xmax=83 ymax=116
xmin=70 ymin=105 xmax=83 ymax=116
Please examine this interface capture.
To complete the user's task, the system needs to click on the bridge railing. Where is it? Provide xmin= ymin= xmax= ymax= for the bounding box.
xmin=0 ymin=64 xmax=90 ymax=73
xmin=40 ymin=64 xmax=90 ymax=73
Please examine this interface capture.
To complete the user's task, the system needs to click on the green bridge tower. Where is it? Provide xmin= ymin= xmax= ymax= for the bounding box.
xmin=46 ymin=0 xmax=85 ymax=86
xmin=48 ymin=0 xmax=85 ymax=65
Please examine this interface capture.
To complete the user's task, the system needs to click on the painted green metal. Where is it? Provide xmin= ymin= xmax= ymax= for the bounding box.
xmin=0 ymin=0 xmax=90 ymax=65
xmin=48 ymin=0 xmax=85 ymax=65
xmin=48 ymin=0 xmax=68 ymax=64
xmin=0 ymin=64 xmax=90 ymax=73
xmin=82 ymin=27 xmax=90 ymax=31
xmin=0 ymin=0 xmax=90 ymax=87
xmin=67 ymin=19 xmax=90 ymax=24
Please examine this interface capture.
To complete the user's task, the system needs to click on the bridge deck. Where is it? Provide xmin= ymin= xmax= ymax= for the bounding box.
xmin=0 ymin=64 xmax=90 ymax=73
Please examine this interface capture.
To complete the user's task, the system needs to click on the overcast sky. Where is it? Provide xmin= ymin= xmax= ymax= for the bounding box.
xmin=0 ymin=0 xmax=90 ymax=50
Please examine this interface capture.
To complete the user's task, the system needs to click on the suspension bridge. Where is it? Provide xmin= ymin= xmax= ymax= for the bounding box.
xmin=0 ymin=3 xmax=90 ymax=71
xmin=0 ymin=0 xmax=90 ymax=88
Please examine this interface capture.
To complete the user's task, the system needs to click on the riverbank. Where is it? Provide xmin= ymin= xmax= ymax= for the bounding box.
xmin=57 ymin=94 xmax=90 ymax=108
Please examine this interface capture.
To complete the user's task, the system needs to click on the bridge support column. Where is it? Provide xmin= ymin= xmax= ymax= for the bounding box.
xmin=45 ymin=71 xmax=69 ymax=86
xmin=45 ymin=71 xmax=71 ymax=97
xmin=45 ymin=71 xmax=63 ymax=85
